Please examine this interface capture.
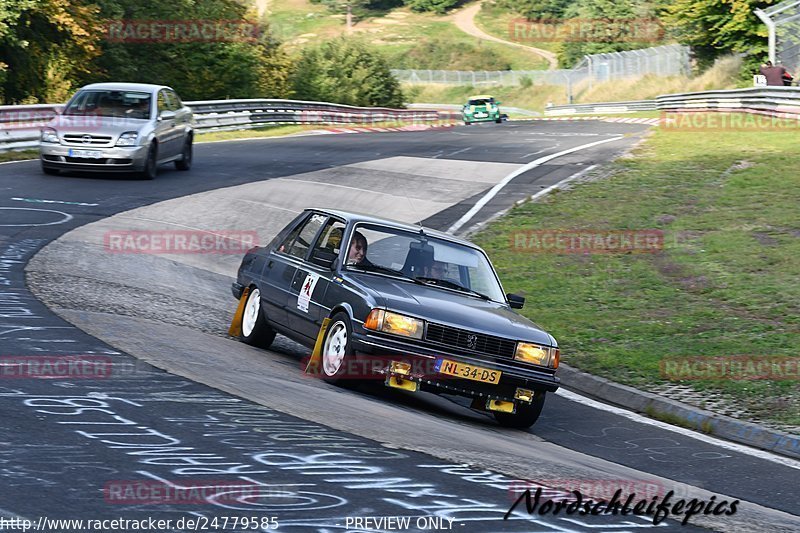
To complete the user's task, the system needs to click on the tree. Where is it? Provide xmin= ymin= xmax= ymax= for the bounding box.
xmin=290 ymin=37 xmax=404 ymax=107
xmin=554 ymin=0 xmax=657 ymax=67
xmin=84 ymin=0 xmax=292 ymax=99
xmin=494 ymin=0 xmax=571 ymax=20
xmin=404 ymin=0 xmax=461 ymax=13
xmin=0 ymin=0 xmax=102 ymax=103
xmin=659 ymin=0 xmax=773 ymax=67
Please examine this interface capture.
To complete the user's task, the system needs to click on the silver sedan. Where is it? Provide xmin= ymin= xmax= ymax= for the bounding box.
xmin=40 ymin=82 xmax=194 ymax=179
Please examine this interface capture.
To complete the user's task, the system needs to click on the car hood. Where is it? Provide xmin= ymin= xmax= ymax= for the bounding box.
xmin=347 ymin=273 xmax=555 ymax=346
xmin=49 ymin=115 xmax=149 ymax=135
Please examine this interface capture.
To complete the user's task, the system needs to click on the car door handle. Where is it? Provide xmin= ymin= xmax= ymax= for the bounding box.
xmin=267 ymin=260 xmax=274 ymax=269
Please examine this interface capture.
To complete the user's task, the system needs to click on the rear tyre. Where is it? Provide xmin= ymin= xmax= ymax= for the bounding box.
xmin=464 ymin=121 xmax=472 ymax=126
xmin=141 ymin=143 xmax=158 ymax=180
xmin=495 ymin=118 xmax=503 ymax=124
xmin=174 ymin=136 xmax=192 ymax=171
xmin=240 ymin=287 xmax=276 ymax=348
xmin=321 ymin=312 xmax=355 ymax=384
xmin=494 ymin=391 xmax=546 ymax=429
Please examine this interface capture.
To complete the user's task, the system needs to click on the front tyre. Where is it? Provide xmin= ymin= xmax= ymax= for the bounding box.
xmin=321 ymin=312 xmax=355 ymax=384
xmin=141 ymin=143 xmax=158 ymax=180
xmin=240 ymin=287 xmax=276 ymax=348
xmin=494 ymin=391 xmax=546 ymax=429
xmin=175 ymin=136 xmax=192 ymax=171
xmin=42 ymin=165 xmax=60 ymax=175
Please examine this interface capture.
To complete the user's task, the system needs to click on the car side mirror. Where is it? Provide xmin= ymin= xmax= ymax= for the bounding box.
xmin=158 ymin=110 xmax=176 ymax=121
xmin=310 ymin=249 xmax=337 ymax=269
xmin=507 ymin=293 xmax=525 ymax=309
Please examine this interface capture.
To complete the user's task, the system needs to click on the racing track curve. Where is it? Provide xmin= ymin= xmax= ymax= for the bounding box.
xmin=1 ymin=120 xmax=798 ymax=531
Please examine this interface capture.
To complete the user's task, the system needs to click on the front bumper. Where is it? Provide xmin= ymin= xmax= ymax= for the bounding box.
xmin=463 ymin=110 xmax=500 ymax=122
xmin=40 ymin=143 xmax=149 ymax=172
xmin=350 ymin=330 xmax=559 ymax=402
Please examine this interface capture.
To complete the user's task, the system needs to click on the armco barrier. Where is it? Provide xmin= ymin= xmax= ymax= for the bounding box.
xmin=544 ymin=100 xmax=657 ymax=116
xmin=655 ymin=86 xmax=800 ymax=117
xmin=0 ymin=99 xmax=456 ymax=152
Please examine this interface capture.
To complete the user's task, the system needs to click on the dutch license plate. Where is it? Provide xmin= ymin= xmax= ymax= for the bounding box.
xmin=435 ymin=358 xmax=501 ymax=384
xmin=474 ymin=112 xmax=487 ymax=118
xmin=68 ymin=149 xmax=104 ymax=159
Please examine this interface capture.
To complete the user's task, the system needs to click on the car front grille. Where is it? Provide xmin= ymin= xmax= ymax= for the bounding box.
xmin=425 ymin=323 xmax=516 ymax=358
xmin=63 ymin=133 xmax=113 ymax=146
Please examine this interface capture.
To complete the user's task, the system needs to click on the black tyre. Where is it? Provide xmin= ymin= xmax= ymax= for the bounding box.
xmin=495 ymin=118 xmax=503 ymax=124
xmin=494 ymin=391 xmax=546 ymax=429
xmin=42 ymin=166 xmax=59 ymax=175
xmin=320 ymin=312 xmax=355 ymax=384
xmin=239 ymin=286 xmax=276 ymax=348
xmin=141 ymin=143 xmax=158 ymax=180
xmin=174 ymin=136 xmax=192 ymax=171
xmin=464 ymin=121 xmax=471 ymax=126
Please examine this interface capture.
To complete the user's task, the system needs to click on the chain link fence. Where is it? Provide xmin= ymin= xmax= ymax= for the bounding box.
xmin=759 ymin=0 xmax=800 ymax=74
xmin=392 ymin=45 xmax=690 ymax=87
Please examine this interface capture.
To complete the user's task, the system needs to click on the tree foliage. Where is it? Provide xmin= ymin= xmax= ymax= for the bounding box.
xmin=290 ymin=37 xmax=404 ymax=107
xmin=658 ymin=0 xmax=773 ymax=67
xmin=404 ymin=0 xmax=461 ymax=13
xmin=493 ymin=0 xmax=571 ymax=20
xmin=555 ymin=0 xmax=657 ymax=67
xmin=1 ymin=0 xmax=102 ymax=103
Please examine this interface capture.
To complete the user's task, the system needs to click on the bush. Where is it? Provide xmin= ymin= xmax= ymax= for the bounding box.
xmin=290 ymin=37 xmax=404 ymax=107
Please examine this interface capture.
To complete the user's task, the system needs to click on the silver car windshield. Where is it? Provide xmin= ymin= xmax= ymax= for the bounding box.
xmin=63 ymin=90 xmax=152 ymax=119
xmin=345 ymin=224 xmax=506 ymax=303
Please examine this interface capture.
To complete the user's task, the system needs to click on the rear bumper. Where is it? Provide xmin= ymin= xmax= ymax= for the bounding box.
xmin=40 ymin=143 xmax=149 ymax=172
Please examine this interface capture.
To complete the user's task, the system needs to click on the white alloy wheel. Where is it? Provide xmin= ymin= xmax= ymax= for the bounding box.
xmin=242 ymin=288 xmax=261 ymax=338
xmin=322 ymin=320 xmax=349 ymax=377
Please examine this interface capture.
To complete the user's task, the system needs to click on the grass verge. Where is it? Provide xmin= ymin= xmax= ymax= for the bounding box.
xmin=0 ymin=149 xmax=38 ymax=163
xmin=474 ymin=115 xmax=800 ymax=428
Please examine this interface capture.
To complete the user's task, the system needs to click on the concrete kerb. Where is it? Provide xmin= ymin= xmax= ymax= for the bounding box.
xmin=558 ymin=363 xmax=800 ymax=460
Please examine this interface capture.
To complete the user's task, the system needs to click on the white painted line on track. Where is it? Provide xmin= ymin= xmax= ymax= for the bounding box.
xmin=556 ymin=388 xmax=800 ymax=470
xmin=12 ymin=197 xmax=98 ymax=207
xmin=446 ymin=135 xmax=624 ymax=234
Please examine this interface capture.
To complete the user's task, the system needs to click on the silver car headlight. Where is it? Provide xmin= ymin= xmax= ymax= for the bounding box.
xmin=116 ymin=131 xmax=139 ymax=147
xmin=41 ymin=128 xmax=59 ymax=143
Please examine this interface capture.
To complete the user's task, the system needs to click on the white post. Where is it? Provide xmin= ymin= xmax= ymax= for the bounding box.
xmin=755 ymin=8 xmax=776 ymax=64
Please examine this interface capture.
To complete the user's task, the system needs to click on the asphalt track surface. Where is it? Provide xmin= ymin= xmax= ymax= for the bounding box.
xmin=0 ymin=120 xmax=797 ymax=532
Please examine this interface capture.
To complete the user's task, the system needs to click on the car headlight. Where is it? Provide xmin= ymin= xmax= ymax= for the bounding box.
xmin=515 ymin=342 xmax=559 ymax=368
xmin=364 ymin=309 xmax=424 ymax=340
xmin=116 ymin=131 xmax=139 ymax=146
xmin=41 ymin=128 xmax=59 ymax=143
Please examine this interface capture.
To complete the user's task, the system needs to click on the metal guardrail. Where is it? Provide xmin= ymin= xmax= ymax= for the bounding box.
xmin=545 ymin=87 xmax=800 ymax=118
xmin=544 ymin=100 xmax=657 ymax=116
xmin=0 ymin=99 xmax=456 ymax=152
xmin=655 ymin=86 xmax=800 ymax=116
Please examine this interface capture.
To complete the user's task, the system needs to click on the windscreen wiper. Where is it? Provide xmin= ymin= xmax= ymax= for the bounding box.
xmin=413 ymin=277 xmax=492 ymax=301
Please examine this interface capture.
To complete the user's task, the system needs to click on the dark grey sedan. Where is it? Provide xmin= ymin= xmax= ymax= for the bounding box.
xmin=232 ymin=208 xmax=560 ymax=428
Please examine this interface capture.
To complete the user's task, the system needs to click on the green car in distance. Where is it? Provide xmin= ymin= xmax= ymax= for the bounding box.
xmin=462 ymin=94 xmax=503 ymax=125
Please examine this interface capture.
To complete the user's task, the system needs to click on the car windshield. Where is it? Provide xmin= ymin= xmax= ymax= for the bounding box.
xmin=468 ymin=98 xmax=494 ymax=106
xmin=63 ymin=90 xmax=152 ymax=119
xmin=344 ymin=224 xmax=506 ymax=303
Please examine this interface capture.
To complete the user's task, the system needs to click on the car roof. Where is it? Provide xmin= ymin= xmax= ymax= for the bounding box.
xmin=468 ymin=95 xmax=494 ymax=99
xmin=77 ymin=82 xmax=170 ymax=94
xmin=306 ymin=208 xmax=478 ymax=248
